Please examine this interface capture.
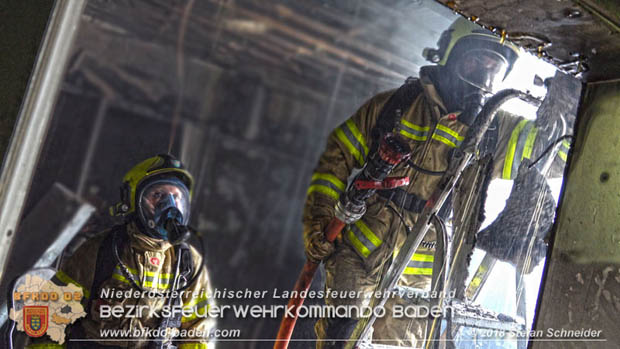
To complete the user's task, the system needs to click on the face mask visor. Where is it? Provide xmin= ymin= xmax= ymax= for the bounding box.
xmin=453 ymin=48 xmax=509 ymax=94
xmin=137 ymin=178 xmax=190 ymax=238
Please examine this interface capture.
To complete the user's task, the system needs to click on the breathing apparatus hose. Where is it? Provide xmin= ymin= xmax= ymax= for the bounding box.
xmin=423 ymin=88 xmax=542 ymax=349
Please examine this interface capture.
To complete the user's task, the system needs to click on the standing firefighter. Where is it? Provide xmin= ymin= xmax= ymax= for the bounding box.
xmin=303 ymin=18 xmax=565 ymax=347
xmin=31 ymin=154 xmax=215 ymax=348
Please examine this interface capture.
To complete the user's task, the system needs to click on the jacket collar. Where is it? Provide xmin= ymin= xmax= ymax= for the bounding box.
xmin=126 ymin=221 xmax=173 ymax=253
xmin=419 ymin=65 xmax=449 ymax=114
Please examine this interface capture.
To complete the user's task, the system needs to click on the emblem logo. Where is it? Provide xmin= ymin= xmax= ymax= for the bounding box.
xmin=149 ymin=257 xmax=160 ymax=266
xmin=23 ymin=306 xmax=48 ymax=337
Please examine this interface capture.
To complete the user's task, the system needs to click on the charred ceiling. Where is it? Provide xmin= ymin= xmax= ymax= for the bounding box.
xmin=77 ymin=0 xmax=453 ymax=107
xmin=436 ymin=0 xmax=620 ymax=82
xmin=68 ymin=0 xmax=620 ymax=115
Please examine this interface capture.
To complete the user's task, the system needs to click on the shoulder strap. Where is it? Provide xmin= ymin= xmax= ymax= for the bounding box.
xmin=370 ymin=77 xmax=423 ymax=153
xmin=178 ymin=242 xmax=195 ymax=286
xmin=66 ymin=226 xmax=126 ymax=346
xmin=89 ymin=225 xmax=127 ymax=302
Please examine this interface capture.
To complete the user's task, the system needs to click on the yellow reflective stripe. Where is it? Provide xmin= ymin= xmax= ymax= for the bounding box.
xmin=465 ymin=261 xmax=491 ymax=298
xmin=503 ymin=119 xmax=529 ymax=179
xmin=122 ymin=266 xmax=172 ymax=279
xmin=354 ymin=221 xmax=382 ymax=248
xmin=112 ymin=273 xmax=130 ymax=284
xmin=181 ymin=309 xmax=209 ymax=323
xmin=143 ymin=280 xmax=170 ymax=289
xmin=345 ymin=119 xmax=369 ymax=156
xmin=505 ymin=120 xmax=535 ymax=179
xmin=399 ymin=119 xmax=429 ymax=141
xmin=335 ymin=128 xmax=365 ymax=166
xmin=401 ymin=119 xmax=430 ymax=132
xmin=347 ymin=221 xmax=382 ymax=258
xmin=307 ymin=185 xmax=340 ymax=200
xmin=307 ymin=172 xmax=346 ymax=200
xmin=435 ymin=124 xmax=464 ymax=141
xmin=179 ymin=344 xmax=208 ymax=349
xmin=334 ymin=119 xmax=369 ymax=166
xmin=123 ymin=265 xmax=138 ymax=273
xmin=522 ymin=127 xmax=538 ymax=159
xmin=311 ymin=173 xmax=345 ymax=191
xmin=399 ymin=129 xmax=427 ymax=141
xmin=144 ymin=271 xmax=171 ymax=289
xmin=432 ymin=134 xmax=458 ymax=147
xmin=55 ymin=271 xmax=90 ymax=299
xmin=182 ymin=304 xmax=211 ymax=323
xmin=113 ymin=266 xmax=171 ymax=289
xmin=558 ymin=150 xmax=568 ymax=162
xmin=347 ymin=229 xmax=371 ymax=258
xmin=145 ymin=270 xmax=172 ymax=278
xmin=432 ymin=124 xmax=464 ymax=148
xmin=393 ymin=251 xmax=433 ymax=275
xmin=411 ymin=253 xmax=434 ymax=262
xmin=404 ymin=267 xmax=433 ymax=275
xmin=184 ymin=294 xmax=210 ymax=308
xmin=468 ymin=275 xmax=482 ymax=291
xmin=401 ymin=252 xmax=434 ymax=275
xmin=182 ymin=313 xmax=197 ymax=323
xmin=558 ymin=139 xmax=571 ymax=162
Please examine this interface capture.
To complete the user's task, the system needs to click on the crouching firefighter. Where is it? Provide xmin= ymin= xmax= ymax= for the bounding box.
xmin=302 ymin=17 xmax=568 ymax=348
xmin=28 ymin=154 xmax=215 ymax=348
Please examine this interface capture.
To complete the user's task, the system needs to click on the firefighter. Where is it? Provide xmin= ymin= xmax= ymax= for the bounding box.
xmin=31 ymin=154 xmax=215 ymax=348
xmin=303 ymin=18 xmax=565 ymax=348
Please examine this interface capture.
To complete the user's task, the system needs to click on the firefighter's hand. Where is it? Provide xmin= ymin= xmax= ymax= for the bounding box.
xmin=304 ymin=230 xmax=335 ymax=263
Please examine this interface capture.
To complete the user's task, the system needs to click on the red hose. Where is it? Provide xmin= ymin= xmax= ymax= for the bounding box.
xmin=274 ymin=218 xmax=346 ymax=349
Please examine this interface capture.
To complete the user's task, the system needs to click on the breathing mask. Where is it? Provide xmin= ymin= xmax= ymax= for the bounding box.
xmin=136 ymin=177 xmax=191 ymax=241
xmin=424 ymin=18 xmax=519 ymax=125
xmin=439 ymin=41 xmax=516 ymax=125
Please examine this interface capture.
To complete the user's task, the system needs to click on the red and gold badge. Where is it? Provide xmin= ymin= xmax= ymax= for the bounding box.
xmin=23 ymin=306 xmax=48 ymax=337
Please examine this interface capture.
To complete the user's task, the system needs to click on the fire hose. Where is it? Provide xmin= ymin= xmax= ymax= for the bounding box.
xmin=348 ymin=89 xmax=539 ymax=349
xmin=274 ymin=89 xmax=538 ymax=349
xmin=274 ymin=133 xmax=412 ymax=348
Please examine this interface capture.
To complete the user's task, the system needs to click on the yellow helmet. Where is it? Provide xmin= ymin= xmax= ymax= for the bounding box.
xmin=424 ymin=17 xmax=520 ymax=92
xmin=110 ymin=154 xmax=194 ymax=217
xmin=426 ymin=17 xmax=519 ymax=64
xmin=426 ymin=17 xmax=520 ymax=64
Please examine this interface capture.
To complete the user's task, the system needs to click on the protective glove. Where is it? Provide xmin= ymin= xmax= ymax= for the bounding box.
xmin=476 ymin=161 xmax=556 ymax=272
xmin=303 ymin=223 xmax=336 ymax=263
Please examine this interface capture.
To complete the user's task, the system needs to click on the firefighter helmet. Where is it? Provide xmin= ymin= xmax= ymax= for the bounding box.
xmin=111 ymin=154 xmax=194 ymax=218
xmin=424 ymin=17 xmax=520 ymax=93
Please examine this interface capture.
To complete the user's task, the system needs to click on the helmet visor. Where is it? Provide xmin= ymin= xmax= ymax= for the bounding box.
xmin=453 ymin=48 xmax=509 ymax=93
xmin=138 ymin=178 xmax=191 ymax=229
